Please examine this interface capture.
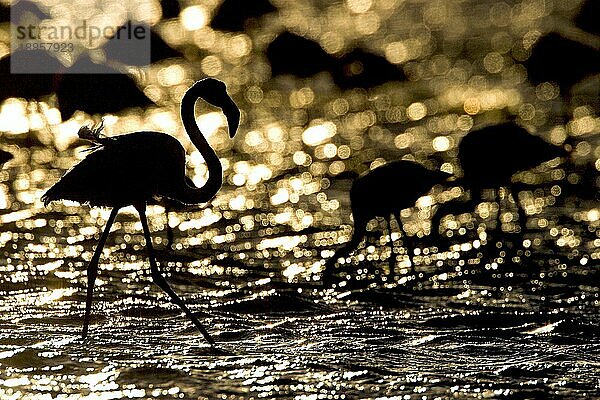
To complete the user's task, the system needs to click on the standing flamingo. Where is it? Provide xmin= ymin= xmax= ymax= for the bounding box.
xmin=42 ymin=78 xmax=240 ymax=344
xmin=324 ymin=160 xmax=450 ymax=282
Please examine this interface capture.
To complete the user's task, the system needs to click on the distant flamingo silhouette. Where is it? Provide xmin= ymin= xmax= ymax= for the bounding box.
xmin=266 ymin=31 xmax=406 ymax=89
xmin=56 ymin=55 xmax=155 ymax=120
xmin=0 ymin=51 xmax=154 ymax=120
xmin=432 ymin=122 xmax=566 ymax=233
xmin=0 ymin=50 xmax=62 ymax=103
xmin=42 ymin=78 xmax=240 ymax=344
xmin=210 ymin=0 xmax=276 ymax=32
xmin=525 ymin=32 xmax=600 ymax=105
xmin=324 ymin=160 xmax=450 ymax=281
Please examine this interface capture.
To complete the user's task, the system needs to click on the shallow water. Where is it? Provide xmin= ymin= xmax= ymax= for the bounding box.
xmin=1 ymin=0 xmax=600 ymax=398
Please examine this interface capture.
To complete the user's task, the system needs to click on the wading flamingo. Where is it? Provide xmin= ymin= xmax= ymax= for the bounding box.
xmin=324 ymin=160 xmax=450 ymax=281
xmin=432 ymin=122 xmax=566 ymax=233
xmin=42 ymin=78 xmax=240 ymax=344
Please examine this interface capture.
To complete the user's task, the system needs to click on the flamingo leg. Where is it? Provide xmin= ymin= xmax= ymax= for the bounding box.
xmin=82 ymin=207 xmax=119 ymax=338
xmin=509 ymin=186 xmax=527 ymax=231
xmin=323 ymin=217 xmax=367 ymax=284
xmin=135 ymin=204 xmax=215 ymax=346
xmin=432 ymin=186 xmax=483 ymax=235
xmin=495 ymin=188 xmax=503 ymax=233
xmin=394 ymin=211 xmax=412 ymax=271
xmin=387 ymin=214 xmax=396 ymax=277
xmin=165 ymin=203 xmax=174 ymax=249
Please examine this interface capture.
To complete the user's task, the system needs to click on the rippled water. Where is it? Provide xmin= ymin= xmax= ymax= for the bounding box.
xmin=1 ymin=0 xmax=600 ymax=398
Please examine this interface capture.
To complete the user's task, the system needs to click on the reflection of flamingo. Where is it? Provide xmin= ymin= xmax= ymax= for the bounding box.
xmin=324 ymin=161 xmax=450 ymax=281
xmin=42 ymin=79 xmax=240 ymax=344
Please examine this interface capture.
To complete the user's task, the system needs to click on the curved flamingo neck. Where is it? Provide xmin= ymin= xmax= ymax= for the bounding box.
xmin=178 ymin=84 xmax=223 ymax=204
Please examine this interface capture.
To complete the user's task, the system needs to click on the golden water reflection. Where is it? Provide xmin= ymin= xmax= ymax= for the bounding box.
xmin=0 ymin=0 xmax=599 ymax=398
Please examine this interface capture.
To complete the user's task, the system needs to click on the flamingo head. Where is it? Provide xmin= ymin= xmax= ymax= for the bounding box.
xmin=195 ymin=78 xmax=240 ymax=138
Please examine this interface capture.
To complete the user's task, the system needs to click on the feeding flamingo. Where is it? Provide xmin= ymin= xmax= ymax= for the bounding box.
xmin=42 ymin=78 xmax=240 ymax=344
xmin=432 ymin=122 xmax=567 ymax=233
xmin=324 ymin=160 xmax=450 ymax=282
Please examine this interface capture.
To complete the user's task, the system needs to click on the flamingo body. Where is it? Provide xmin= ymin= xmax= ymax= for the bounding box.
xmin=350 ymin=161 xmax=450 ymax=225
xmin=525 ymin=33 xmax=600 ymax=96
xmin=0 ymin=50 xmax=62 ymax=102
xmin=42 ymin=132 xmax=186 ymax=207
xmin=575 ymin=0 xmax=600 ymax=36
xmin=102 ymin=22 xmax=184 ymax=66
xmin=333 ymin=49 xmax=406 ymax=89
xmin=266 ymin=31 xmax=405 ymax=89
xmin=267 ymin=31 xmax=334 ymax=78
xmin=458 ymin=122 xmax=566 ymax=189
xmin=432 ymin=122 xmax=566 ymax=233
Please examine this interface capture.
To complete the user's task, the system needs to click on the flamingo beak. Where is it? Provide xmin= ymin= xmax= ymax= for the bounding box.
xmin=222 ymin=96 xmax=240 ymax=138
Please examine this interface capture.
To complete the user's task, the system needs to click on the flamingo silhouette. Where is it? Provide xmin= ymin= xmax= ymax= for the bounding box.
xmin=525 ymin=32 xmax=600 ymax=104
xmin=332 ymin=48 xmax=406 ymax=90
xmin=56 ymin=55 xmax=155 ymax=120
xmin=210 ymin=0 xmax=276 ymax=32
xmin=0 ymin=0 xmax=50 ymax=24
xmin=266 ymin=31 xmax=405 ymax=89
xmin=0 ymin=51 xmax=154 ymax=121
xmin=432 ymin=122 xmax=566 ymax=233
xmin=42 ymin=78 xmax=240 ymax=344
xmin=267 ymin=31 xmax=334 ymax=78
xmin=324 ymin=160 xmax=450 ymax=282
